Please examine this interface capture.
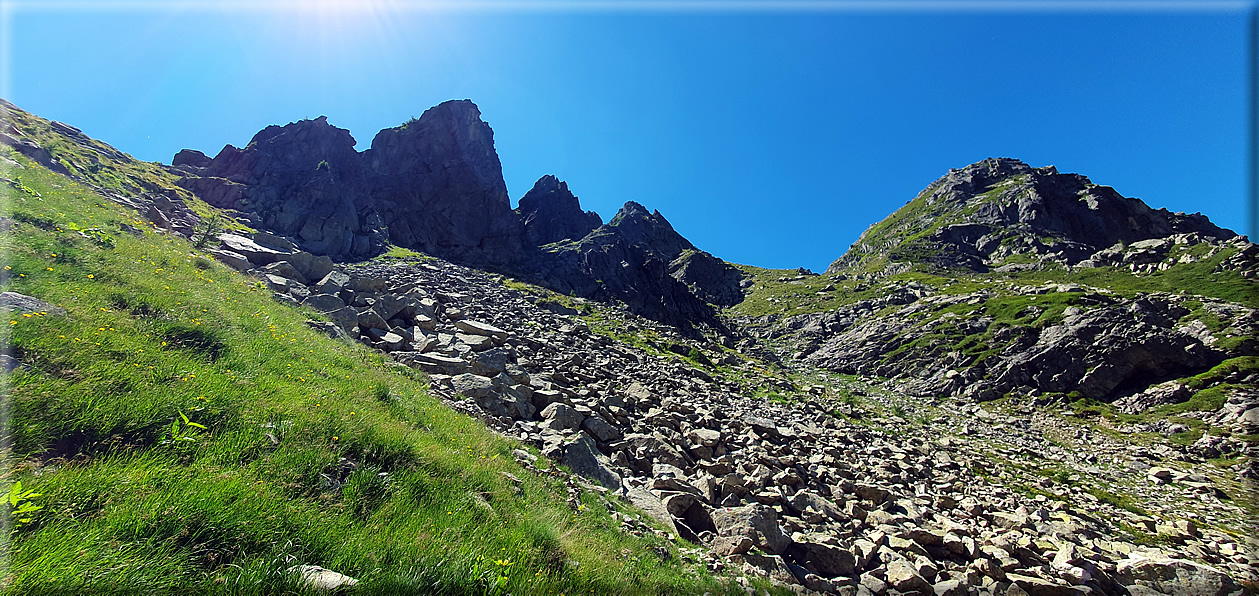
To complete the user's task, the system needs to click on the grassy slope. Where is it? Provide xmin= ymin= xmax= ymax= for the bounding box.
xmin=2 ymin=149 xmax=756 ymax=595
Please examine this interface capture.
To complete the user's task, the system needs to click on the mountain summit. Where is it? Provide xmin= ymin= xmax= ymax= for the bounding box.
xmin=829 ymin=157 xmax=1236 ymax=274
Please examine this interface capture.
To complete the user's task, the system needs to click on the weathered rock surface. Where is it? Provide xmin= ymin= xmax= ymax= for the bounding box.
xmin=751 ymin=279 xmax=1255 ymax=404
xmin=365 ymin=100 xmax=523 ymax=264
xmin=518 ymin=201 xmax=734 ymax=330
xmin=516 ymin=174 xmax=602 ymax=247
xmin=172 ymin=100 xmax=746 ymax=329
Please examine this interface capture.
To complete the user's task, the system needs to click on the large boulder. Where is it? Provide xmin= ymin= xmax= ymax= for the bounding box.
xmin=709 ymin=503 xmax=791 ymax=555
xmin=1115 ymin=554 xmax=1242 ymax=596
xmin=562 ymin=432 xmax=622 ymax=490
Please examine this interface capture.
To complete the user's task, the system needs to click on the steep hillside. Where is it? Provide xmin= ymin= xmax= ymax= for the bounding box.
xmin=0 ymin=106 xmax=767 ymax=595
xmin=735 ymin=159 xmax=1257 ymax=407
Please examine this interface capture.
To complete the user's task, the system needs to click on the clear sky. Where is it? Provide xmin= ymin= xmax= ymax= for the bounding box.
xmin=3 ymin=1 xmax=1254 ymax=272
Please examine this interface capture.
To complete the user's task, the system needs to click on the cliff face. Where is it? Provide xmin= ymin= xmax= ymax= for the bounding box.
xmin=179 ymin=101 xmax=520 ymax=264
xmin=519 ymin=201 xmax=738 ymax=331
xmin=173 ymin=101 xmax=740 ymax=331
xmin=365 ymin=100 xmax=523 ymax=265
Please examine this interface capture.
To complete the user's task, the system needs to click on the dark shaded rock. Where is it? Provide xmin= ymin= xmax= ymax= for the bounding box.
xmin=194 ymin=116 xmax=385 ymax=258
xmin=517 ymin=175 xmax=601 ymax=247
xmin=668 ymin=249 xmax=745 ymax=307
xmin=992 ymin=302 xmax=1219 ymax=400
xmin=521 ymin=201 xmax=723 ymax=332
xmin=365 ymin=100 xmax=522 ymax=265
xmin=172 ymin=149 xmax=211 ymax=170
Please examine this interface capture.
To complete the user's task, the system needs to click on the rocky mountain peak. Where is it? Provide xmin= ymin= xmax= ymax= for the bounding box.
xmin=364 ymin=100 xmax=520 ymax=264
xmin=517 ymin=175 xmax=602 ymax=246
xmin=830 ymin=157 xmax=1238 ymax=274
xmin=608 ymin=201 xmax=695 ymax=260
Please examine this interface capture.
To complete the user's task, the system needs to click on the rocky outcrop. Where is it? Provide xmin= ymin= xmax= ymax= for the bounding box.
xmin=190 ymin=115 xmax=383 ymax=257
xmin=171 ymin=149 xmax=211 ymax=171
xmin=754 ymin=279 xmax=1256 ymax=405
xmin=520 ymin=201 xmax=725 ymax=332
xmin=516 ymin=175 xmax=602 ymax=247
xmin=669 ymin=249 xmax=745 ymax=307
xmin=829 ymin=158 xmax=1238 ymax=274
xmin=177 ymin=101 xmax=518 ymax=262
xmin=364 ymin=100 xmax=523 ymax=265
xmin=606 ymin=200 xmax=694 ymax=258
xmin=173 ymin=102 xmax=745 ymax=328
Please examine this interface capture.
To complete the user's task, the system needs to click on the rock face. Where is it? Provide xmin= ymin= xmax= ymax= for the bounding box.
xmin=829 ymin=157 xmax=1237 ymax=274
xmin=669 ymin=249 xmax=746 ymax=307
xmin=752 ymin=278 xmax=1257 ymax=404
xmin=365 ymin=100 xmax=523 ymax=265
xmin=174 ymin=101 xmax=745 ymax=329
xmin=516 ymin=175 xmax=602 ymax=247
xmin=520 ymin=201 xmax=736 ymax=330
xmin=187 ymin=115 xmax=383 ymax=257
xmin=179 ymin=101 xmax=521 ymax=262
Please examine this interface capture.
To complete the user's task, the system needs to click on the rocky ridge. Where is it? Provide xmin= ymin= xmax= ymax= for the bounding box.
xmin=736 ymin=157 xmax=1258 ymax=411
xmin=829 ymin=158 xmax=1237 ymax=274
xmin=741 ymin=259 xmax=1259 ymax=406
xmin=172 ymin=100 xmax=742 ymax=330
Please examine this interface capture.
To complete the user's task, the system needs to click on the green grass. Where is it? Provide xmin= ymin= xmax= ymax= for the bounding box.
xmin=1009 ymin=254 xmax=1256 ymax=307
xmin=1085 ymin=488 xmax=1151 ymax=517
xmin=1 ymin=147 xmax=768 ymax=595
xmin=376 ymin=245 xmax=433 ymax=261
xmin=4 ymin=105 xmax=225 ymax=223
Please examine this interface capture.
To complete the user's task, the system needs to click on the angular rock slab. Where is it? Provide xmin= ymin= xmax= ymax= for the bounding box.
xmin=287 ymin=564 xmax=359 ymax=592
xmin=561 ymin=432 xmax=621 ymax=491
xmin=1 ymin=291 xmax=66 ymax=316
xmin=710 ymin=503 xmax=791 ymax=555
xmin=1115 ymin=554 xmax=1241 ymax=596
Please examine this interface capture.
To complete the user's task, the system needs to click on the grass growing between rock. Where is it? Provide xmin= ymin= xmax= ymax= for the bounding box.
xmin=2 ymin=153 xmax=761 ymax=595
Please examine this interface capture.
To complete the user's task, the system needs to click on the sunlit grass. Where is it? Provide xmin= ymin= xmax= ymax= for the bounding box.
xmin=1 ymin=148 xmax=764 ymax=594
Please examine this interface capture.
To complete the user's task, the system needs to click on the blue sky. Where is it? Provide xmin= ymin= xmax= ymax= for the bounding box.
xmin=3 ymin=1 xmax=1253 ymax=272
